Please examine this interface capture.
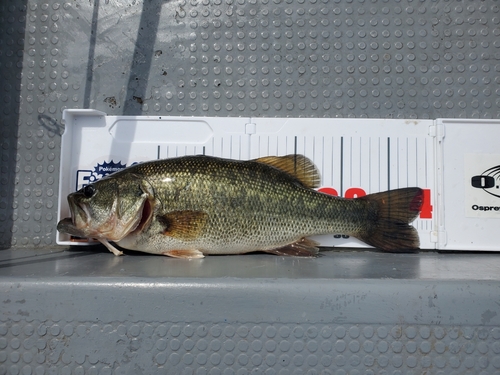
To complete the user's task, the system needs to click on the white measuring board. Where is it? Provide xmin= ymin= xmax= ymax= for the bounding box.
xmin=57 ymin=110 xmax=499 ymax=251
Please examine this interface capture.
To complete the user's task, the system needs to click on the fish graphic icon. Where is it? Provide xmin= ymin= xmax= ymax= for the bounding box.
xmin=471 ymin=165 xmax=500 ymax=199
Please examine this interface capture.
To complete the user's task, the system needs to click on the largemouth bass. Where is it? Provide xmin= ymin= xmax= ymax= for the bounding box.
xmin=57 ymin=155 xmax=423 ymax=258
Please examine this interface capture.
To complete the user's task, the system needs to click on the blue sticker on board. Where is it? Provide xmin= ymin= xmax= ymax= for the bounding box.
xmin=93 ymin=160 xmax=127 ymax=178
xmin=75 ymin=160 xmax=128 ymax=191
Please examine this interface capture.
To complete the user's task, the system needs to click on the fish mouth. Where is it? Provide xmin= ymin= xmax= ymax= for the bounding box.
xmin=68 ymin=195 xmax=91 ymax=227
xmin=57 ymin=194 xmax=94 ymax=238
xmin=57 ymin=217 xmax=88 ymax=238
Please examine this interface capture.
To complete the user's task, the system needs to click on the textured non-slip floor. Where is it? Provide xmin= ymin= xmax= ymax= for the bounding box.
xmin=1 ymin=0 xmax=499 ymax=373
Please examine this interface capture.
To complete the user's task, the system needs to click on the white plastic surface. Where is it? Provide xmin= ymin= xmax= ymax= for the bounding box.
xmin=57 ymin=110 xmax=499 ymax=250
xmin=436 ymin=119 xmax=500 ymax=251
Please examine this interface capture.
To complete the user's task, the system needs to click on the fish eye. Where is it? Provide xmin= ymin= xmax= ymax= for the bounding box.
xmin=83 ymin=185 xmax=96 ymax=198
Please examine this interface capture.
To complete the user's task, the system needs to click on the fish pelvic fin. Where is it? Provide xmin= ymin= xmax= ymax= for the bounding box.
xmin=158 ymin=210 xmax=208 ymax=240
xmin=254 ymin=154 xmax=321 ymax=189
xmin=357 ymin=187 xmax=424 ymax=252
xmin=162 ymin=249 xmax=205 ymax=259
xmin=99 ymin=238 xmax=124 ymax=256
xmin=265 ymin=237 xmax=320 ymax=257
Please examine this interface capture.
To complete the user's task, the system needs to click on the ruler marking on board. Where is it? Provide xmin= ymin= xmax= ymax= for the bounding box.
xmin=394 ymin=138 xmax=397 ymax=188
xmin=313 ymin=136 xmax=316 ymax=166
xmin=237 ymin=135 xmax=240 ymax=159
xmin=340 ymin=136 xmax=344 ymax=197
xmin=424 ymin=137 xmax=428 ymax=188
xmin=377 ymin=137 xmax=382 ymax=191
xmin=351 ymin=137 xmax=354 ymax=188
xmin=387 ymin=137 xmax=391 ymax=190
xmin=400 ymin=137 xmax=402 ymax=187
xmin=413 ymin=137 xmax=417 ymax=187
xmin=229 ymin=135 xmax=232 ymax=159
xmin=231 ymin=136 xmax=233 ymax=158
xmin=359 ymin=137 xmax=362 ymax=188
xmin=368 ymin=137 xmax=371 ymax=193
xmin=359 ymin=137 xmax=363 ymax=186
xmin=415 ymin=138 xmax=418 ymax=186
xmin=406 ymin=138 xmax=409 ymax=187
xmin=396 ymin=138 xmax=399 ymax=188
xmin=321 ymin=136 xmax=324 ymax=184
xmin=331 ymin=137 xmax=334 ymax=187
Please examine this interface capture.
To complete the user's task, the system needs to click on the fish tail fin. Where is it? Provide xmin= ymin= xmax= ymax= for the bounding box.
xmin=356 ymin=187 xmax=424 ymax=252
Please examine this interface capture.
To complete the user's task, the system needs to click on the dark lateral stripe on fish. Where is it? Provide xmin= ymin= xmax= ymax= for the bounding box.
xmin=158 ymin=210 xmax=208 ymax=240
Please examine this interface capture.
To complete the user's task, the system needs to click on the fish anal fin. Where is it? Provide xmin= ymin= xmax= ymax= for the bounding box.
xmin=158 ymin=210 xmax=208 ymax=240
xmin=265 ymin=237 xmax=320 ymax=257
xmin=254 ymin=155 xmax=321 ymax=189
xmin=357 ymin=187 xmax=423 ymax=252
xmin=162 ymin=249 xmax=205 ymax=259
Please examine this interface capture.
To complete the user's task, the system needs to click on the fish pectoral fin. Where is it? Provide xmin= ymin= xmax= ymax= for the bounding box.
xmin=158 ymin=210 xmax=208 ymax=240
xmin=99 ymin=238 xmax=124 ymax=256
xmin=253 ymin=155 xmax=321 ymax=189
xmin=162 ymin=249 xmax=205 ymax=259
xmin=265 ymin=237 xmax=320 ymax=257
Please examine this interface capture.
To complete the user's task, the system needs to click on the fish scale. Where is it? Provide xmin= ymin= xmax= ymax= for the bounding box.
xmin=57 ymin=155 xmax=423 ymax=258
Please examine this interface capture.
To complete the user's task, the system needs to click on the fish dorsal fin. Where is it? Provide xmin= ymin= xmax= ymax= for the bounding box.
xmin=254 ymin=154 xmax=321 ymax=189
